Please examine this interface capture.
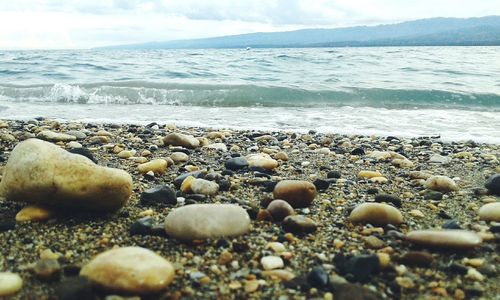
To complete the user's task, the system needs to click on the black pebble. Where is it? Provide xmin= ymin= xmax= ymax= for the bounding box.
xmin=129 ymin=217 xmax=154 ymax=236
xmin=442 ymin=219 xmax=461 ymax=229
xmin=307 ymin=266 xmax=329 ymax=288
xmin=140 ymin=185 xmax=177 ymax=206
xmin=374 ymin=194 xmax=402 ymax=207
xmin=485 ymin=173 xmax=500 ymax=195
xmin=338 ymin=254 xmax=380 ymax=283
xmin=366 ymin=188 xmax=379 ymax=195
xmin=424 ymin=191 xmax=443 ymax=200
xmin=55 ymin=277 xmax=93 ymax=300
xmin=351 ymin=148 xmax=365 ymax=156
xmin=68 ymin=148 xmax=97 ymax=163
xmin=225 ymin=157 xmax=249 ymax=171
xmin=313 ymin=179 xmax=330 ymax=191
xmin=0 ymin=218 xmax=15 ymax=232
xmin=327 ymin=171 xmax=342 ymax=179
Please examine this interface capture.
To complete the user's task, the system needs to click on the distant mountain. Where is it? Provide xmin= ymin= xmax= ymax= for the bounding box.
xmin=97 ymin=16 xmax=500 ymax=49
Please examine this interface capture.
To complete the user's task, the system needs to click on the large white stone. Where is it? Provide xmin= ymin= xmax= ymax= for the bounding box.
xmin=165 ymin=204 xmax=250 ymax=240
xmin=0 ymin=139 xmax=132 ymax=211
xmin=80 ymin=247 xmax=174 ymax=294
xmin=0 ymin=272 xmax=23 ymax=297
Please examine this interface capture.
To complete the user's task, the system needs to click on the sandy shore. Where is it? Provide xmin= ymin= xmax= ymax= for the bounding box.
xmin=0 ymin=118 xmax=499 ymax=299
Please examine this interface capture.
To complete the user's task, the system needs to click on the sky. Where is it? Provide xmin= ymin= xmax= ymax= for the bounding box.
xmin=0 ymin=0 xmax=499 ymax=50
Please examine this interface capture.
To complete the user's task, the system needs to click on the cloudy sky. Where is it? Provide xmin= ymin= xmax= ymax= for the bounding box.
xmin=1 ymin=0 xmax=499 ymax=49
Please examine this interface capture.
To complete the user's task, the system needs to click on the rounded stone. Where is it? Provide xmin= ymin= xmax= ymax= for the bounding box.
xmin=225 ymin=157 xmax=249 ymax=171
xmin=246 ymin=154 xmax=278 ymax=170
xmin=15 ymin=204 xmax=53 ymax=222
xmin=358 ymin=171 xmax=384 ymax=179
xmin=349 ymin=203 xmax=403 ymax=226
xmin=485 ymin=174 xmax=500 ymax=195
xmin=37 ymin=130 xmax=77 ymax=142
xmin=282 ymin=215 xmax=317 ymax=233
xmin=0 ymin=272 xmax=23 ymax=297
xmin=266 ymin=199 xmax=295 ymax=221
xmin=478 ymin=202 xmax=500 ymax=222
xmin=164 ymin=204 xmax=250 ymax=240
xmin=0 ymin=139 xmax=132 ymax=212
xmin=163 ymin=133 xmax=199 ymax=149
xmin=190 ymin=179 xmax=219 ymax=196
xmin=170 ymin=152 xmax=189 ymax=163
xmin=425 ymin=175 xmax=458 ymax=192
xmin=406 ymin=230 xmax=482 ymax=249
xmin=261 ymin=256 xmax=284 ymax=270
xmin=273 ymin=180 xmax=316 ymax=208
xmin=80 ymin=247 xmax=174 ymax=294
xmin=138 ymin=159 xmax=169 ymax=175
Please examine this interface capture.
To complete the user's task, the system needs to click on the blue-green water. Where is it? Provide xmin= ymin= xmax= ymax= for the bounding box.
xmin=0 ymin=47 xmax=499 ymax=142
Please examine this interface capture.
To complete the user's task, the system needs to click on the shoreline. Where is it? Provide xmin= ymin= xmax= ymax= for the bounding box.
xmin=0 ymin=118 xmax=499 ymax=299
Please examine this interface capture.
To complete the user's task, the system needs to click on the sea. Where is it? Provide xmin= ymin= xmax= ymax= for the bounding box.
xmin=0 ymin=47 xmax=499 ymax=143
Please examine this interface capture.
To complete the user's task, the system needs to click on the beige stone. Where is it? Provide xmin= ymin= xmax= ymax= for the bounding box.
xmin=16 ymin=204 xmax=53 ymax=222
xmin=80 ymin=247 xmax=174 ymax=294
xmin=406 ymin=230 xmax=482 ymax=249
xmin=0 ymin=139 xmax=132 ymax=212
xmin=349 ymin=203 xmax=403 ymax=225
xmin=37 ymin=130 xmax=76 ymax=142
xmin=170 ymin=152 xmax=189 ymax=163
xmin=138 ymin=159 xmax=168 ymax=175
xmin=246 ymin=154 xmax=278 ymax=170
xmin=164 ymin=204 xmax=250 ymax=240
xmin=358 ymin=171 xmax=384 ymax=179
xmin=0 ymin=272 xmax=23 ymax=297
xmin=273 ymin=180 xmax=316 ymax=208
xmin=163 ymin=133 xmax=199 ymax=148
xmin=261 ymin=256 xmax=284 ymax=270
xmin=425 ymin=175 xmax=458 ymax=192
xmin=190 ymin=179 xmax=219 ymax=196
xmin=478 ymin=202 xmax=500 ymax=221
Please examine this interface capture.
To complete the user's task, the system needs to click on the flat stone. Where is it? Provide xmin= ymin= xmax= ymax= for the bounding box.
xmin=225 ymin=157 xmax=249 ymax=171
xmin=349 ymin=203 xmax=403 ymax=226
xmin=140 ymin=185 xmax=177 ymax=206
xmin=65 ymin=130 xmax=87 ymax=140
xmin=273 ymin=180 xmax=316 ymax=208
xmin=165 ymin=204 xmax=250 ymax=240
xmin=0 ymin=272 xmax=23 ymax=297
xmin=374 ymin=194 xmax=402 ymax=207
xmin=261 ymin=256 xmax=284 ymax=270
xmin=0 ymin=139 xmax=132 ymax=212
xmin=358 ymin=171 xmax=384 ymax=179
xmin=163 ymin=133 xmax=199 ymax=149
xmin=261 ymin=270 xmax=295 ymax=281
xmin=203 ymin=143 xmax=227 ymax=152
xmin=332 ymin=283 xmax=381 ymax=300
xmin=399 ymin=251 xmax=433 ymax=267
xmin=16 ymin=204 xmax=54 ymax=222
xmin=478 ymin=202 xmax=500 ymax=222
xmin=190 ymin=179 xmax=219 ymax=196
xmin=282 ymin=215 xmax=317 ymax=234
xmin=37 ymin=130 xmax=76 ymax=142
xmin=429 ymin=154 xmax=451 ymax=164
xmin=138 ymin=159 xmax=169 ymax=175
xmin=80 ymin=247 xmax=174 ymax=294
xmin=406 ymin=230 xmax=482 ymax=249
xmin=425 ymin=175 xmax=458 ymax=192
xmin=485 ymin=174 xmax=500 ymax=195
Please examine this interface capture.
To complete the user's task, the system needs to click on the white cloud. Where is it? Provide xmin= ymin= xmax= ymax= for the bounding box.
xmin=0 ymin=0 xmax=499 ymax=49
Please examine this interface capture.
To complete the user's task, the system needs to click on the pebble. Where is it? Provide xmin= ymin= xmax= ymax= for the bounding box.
xmin=261 ymin=270 xmax=296 ymax=281
xmin=66 ymin=141 xmax=82 ymax=149
xmin=33 ymin=259 xmax=61 ymax=280
xmin=425 ymin=175 xmax=458 ymax=192
xmin=409 ymin=209 xmax=425 ymax=218
xmin=140 ymin=185 xmax=177 ymax=206
xmin=170 ymin=152 xmax=189 ymax=163
xmin=374 ymin=194 xmax=402 ymax=207
xmin=246 ymin=153 xmax=278 ymax=170
xmin=349 ymin=203 xmax=403 ymax=226
xmin=117 ymin=150 xmax=135 ymax=159
xmin=0 ymin=139 xmax=132 ymax=212
xmin=203 ymin=143 xmax=228 ymax=152
xmin=129 ymin=217 xmax=154 ymax=236
xmin=80 ymin=247 xmax=175 ymax=294
xmin=399 ymin=251 xmax=433 ymax=266
xmin=261 ymin=256 xmax=284 ymax=270
xmin=163 ymin=133 xmax=200 ymax=148
xmin=406 ymin=230 xmax=482 ymax=249
xmin=485 ymin=174 xmax=500 ymax=195
xmin=364 ymin=236 xmax=385 ymax=249
xmin=266 ymin=199 xmax=295 ymax=221
xmin=424 ymin=190 xmax=443 ymax=200
xmin=37 ymin=130 xmax=77 ymax=142
xmin=358 ymin=171 xmax=384 ymax=179
xmin=266 ymin=242 xmax=286 ymax=253
xmin=137 ymin=159 xmax=169 ymax=175
xmin=478 ymin=202 xmax=500 ymax=221
xmin=164 ymin=204 xmax=250 ymax=240
xmin=339 ymin=254 xmax=379 ymax=283
xmin=15 ymin=204 xmax=53 ymax=222
xmin=282 ymin=215 xmax=317 ymax=233
xmin=275 ymin=151 xmax=289 ymax=161
xmin=307 ymin=266 xmax=329 ymax=288
xmin=332 ymin=283 xmax=382 ymax=300
xmin=65 ymin=130 xmax=86 ymax=140
xmin=225 ymin=157 xmax=249 ymax=170
xmin=429 ymin=154 xmax=451 ymax=164
xmin=0 ymin=272 xmax=23 ymax=297
xmin=190 ymin=178 xmax=219 ymax=196
xmin=55 ymin=276 xmax=93 ymax=300
xmin=273 ymin=180 xmax=317 ymax=208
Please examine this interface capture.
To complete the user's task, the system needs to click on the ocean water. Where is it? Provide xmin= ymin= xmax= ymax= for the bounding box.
xmin=0 ymin=47 xmax=499 ymax=143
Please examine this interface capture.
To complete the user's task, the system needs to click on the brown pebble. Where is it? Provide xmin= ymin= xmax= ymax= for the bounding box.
xmin=266 ymin=200 xmax=295 ymax=221
xmin=273 ymin=180 xmax=316 ymax=208
xmin=399 ymin=251 xmax=434 ymax=267
xmin=282 ymin=215 xmax=317 ymax=233
xmin=364 ymin=236 xmax=385 ymax=249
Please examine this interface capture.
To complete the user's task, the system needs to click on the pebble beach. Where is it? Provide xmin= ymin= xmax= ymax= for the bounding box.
xmin=0 ymin=118 xmax=499 ymax=299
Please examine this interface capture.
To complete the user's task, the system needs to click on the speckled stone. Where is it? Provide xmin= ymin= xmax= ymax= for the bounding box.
xmin=165 ymin=204 xmax=250 ymax=240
